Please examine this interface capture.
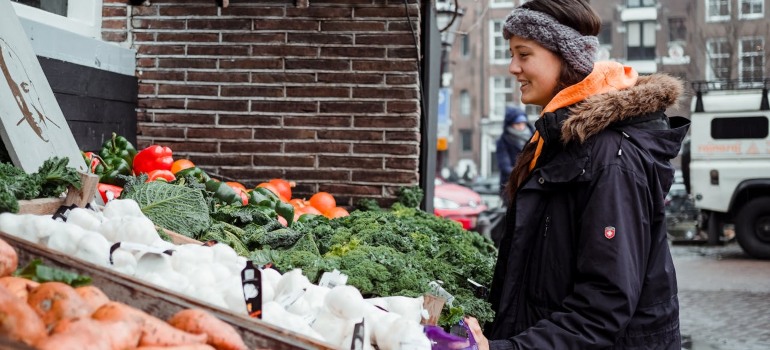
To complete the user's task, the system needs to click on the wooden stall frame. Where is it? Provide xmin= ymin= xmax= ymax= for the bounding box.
xmin=0 ymin=231 xmax=335 ymax=350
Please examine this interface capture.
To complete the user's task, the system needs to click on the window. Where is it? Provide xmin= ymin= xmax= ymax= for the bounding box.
xmin=668 ymin=17 xmax=687 ymax=41
xmin=740 ymin=0 xmax=763 ymax=18
xmin=490 ymin=151 xmax=499 ymax=174
xmin=707 ymin=0 xmax=730 ymax=21
xmin=706 ymin=39 xmax=730 ymax=80
xmin=11 ymin=0 xmax=67 ymax=16
xmin=490 ymin=0 xmax=515 ymax=8
xmin=491 ymin=20 xmax=510 ymax=64
xmin=10 ymin=0 xmax=102 ymax=38
xmin=627 ymin=0 xmax=656 ymax=8
xmin=599 ymin=22 xmax=613 ymax=45
xmin=739 ymin=37 xmax=764 ymax=83
xmin=460 ymin=90 xmax=471 ymax=116
xmin=460 ymin=35 xmax=470 ymax=58
xmin=626 ymin=21 xmax=656 ymax=60
xmin=490 ymin=77 xmax=516 ymax=120
xmin=525 ymin=105 xmax=542 ymax=116
xmin=460 ymin=129 xmax=473 ymax=152
xmin=711 ymin=117 xmax=768 ymax=139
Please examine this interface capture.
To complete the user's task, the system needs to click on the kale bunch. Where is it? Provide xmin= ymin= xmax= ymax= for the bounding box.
xmin=0 ymin=157 xmax=81 ymax=214
xmin=258 ymin=200 xmax=499 ymax=328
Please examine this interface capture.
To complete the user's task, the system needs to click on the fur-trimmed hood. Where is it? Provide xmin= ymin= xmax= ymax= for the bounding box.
xmin=562 ymin=73 xmax=684 ymax=143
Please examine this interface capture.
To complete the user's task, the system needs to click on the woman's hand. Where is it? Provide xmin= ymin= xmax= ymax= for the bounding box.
xmin=464 ymin=316 xmax=490 ymax=350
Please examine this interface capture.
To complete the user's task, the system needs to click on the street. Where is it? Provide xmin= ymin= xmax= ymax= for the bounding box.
xmin=673 ymin=242 xmax=770 ymax=350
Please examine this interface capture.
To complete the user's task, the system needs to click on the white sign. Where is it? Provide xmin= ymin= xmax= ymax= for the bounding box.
xmin=0 ymin=0 xmax=86 ymax=173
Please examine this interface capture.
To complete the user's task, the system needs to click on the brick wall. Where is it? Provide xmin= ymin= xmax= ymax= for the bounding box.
xmin=101 ymin=0 xmax=423 ymax=206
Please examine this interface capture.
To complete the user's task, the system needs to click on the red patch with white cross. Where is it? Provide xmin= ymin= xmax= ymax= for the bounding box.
xmin=604 ymin=226 xmax=616 ymax=239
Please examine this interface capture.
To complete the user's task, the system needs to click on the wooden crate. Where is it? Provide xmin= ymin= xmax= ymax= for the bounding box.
xmin=0 ymin=231 xmax=335 ymax=350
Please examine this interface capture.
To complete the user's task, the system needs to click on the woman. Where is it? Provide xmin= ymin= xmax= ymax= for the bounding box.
xmin=465 ymin=0 xmax=689 ymax=349
xmin=496 ymin=107 xmax=534 ymax=204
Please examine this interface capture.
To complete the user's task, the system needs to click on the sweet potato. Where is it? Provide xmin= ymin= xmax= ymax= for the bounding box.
xmin=0 ymin=285 xmax=47 ymax=346
xmin=168 ymin=309 xmax=247 ymax=350
xmin=0 ymin=238 xmax=18 ymax=277
xmin=27 ymin=282 xmax=90 ymax=331
xmin=75 ymin=285 xmax=110 ymax=313
xmin=92 ymin=301 xmax=208 ymax=347
xmin=0 ymin=276 xmax=39 ymax=301
xmin=37 ymin=317 xmax=111 ymax=350
xmin=48 ymin=316 xmax=142 ymax=350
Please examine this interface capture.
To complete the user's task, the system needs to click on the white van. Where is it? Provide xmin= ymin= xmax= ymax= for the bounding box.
xmin=687 ymin=83 xmax=770 ymax=259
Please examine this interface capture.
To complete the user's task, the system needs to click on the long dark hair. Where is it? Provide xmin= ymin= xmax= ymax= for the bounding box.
xmin=504 ymin=0 xmax=601 ymax=201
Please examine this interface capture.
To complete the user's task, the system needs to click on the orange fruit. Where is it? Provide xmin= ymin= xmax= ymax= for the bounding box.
xmin=324 ymin=207 xmax=349 ymax=219
xmin=309 ymin=192 xmax=336 ymax=214
xmin=289 ymin=198 xmax=307 ymax=210
xmin=170 ymin=159 xmax=195 ymax=174
xmin=268 ymin=178 xmax=293 ymax=201
xmin=226 ymin=182 xmax=249 ymax=205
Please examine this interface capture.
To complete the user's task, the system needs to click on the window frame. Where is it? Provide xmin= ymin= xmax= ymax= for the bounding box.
xmin=706 ymin=38 xmax=730 ymax=81
xmin=460 ymin=34 xmax=471 ymax=58
xmin=626 ymin=20 xmax=657 ymax=60
xmin=706 ymin=0 xmax=731 ymax=22
xmin=490 ymin=20 xmax=510 ymax=65
xmin=490 ymin=0 xmax=516 ymax=9
xmin=738 ymin=36 xmax=765 ymax=84
xmin=459 ymin=129 xmax=473 ymax=152
xmin=739 ymin=0 xmax=764 ymax=19
xmin=627 ymin=0 xmax=657 ymax=8
xmin=10 ymin=0 xmax=103 ymax=39
xmin=459 ymin=90 xmax=471 ymax=117
xmin=489 ymin=76 xmax=516 ymax=121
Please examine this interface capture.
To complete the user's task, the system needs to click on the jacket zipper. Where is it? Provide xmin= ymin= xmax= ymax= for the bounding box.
xmin=544 ymin=215 xmax=550 ymax=237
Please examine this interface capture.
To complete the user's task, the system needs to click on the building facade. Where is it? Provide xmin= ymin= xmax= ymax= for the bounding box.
xmin=444 ymin=0 xmax=769 ymax=182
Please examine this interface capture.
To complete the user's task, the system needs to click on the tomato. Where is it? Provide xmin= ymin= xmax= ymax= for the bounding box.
xmin=171 ymin=159 xmax=195 ymax=174
xmin=309 ymin=192 xmax=336 ymax=214
xmin=226 ymin=182 xmax=249 ymax=205
xmin=257 ymin=182 xmax=287 ymax=202
xmin=268 ymin=178 xmax=293 ymax=201
xmin=146 ymin=169 xmax=176 ymax=182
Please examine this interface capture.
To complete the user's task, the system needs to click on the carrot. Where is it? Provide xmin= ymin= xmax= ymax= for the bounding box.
xmin=75 ymin=285 xmax=110 ymax=313
xmin=48 ymin=316 xmax=142 ymax=350
xmin=136 ymin=345 xmax=217 ymax=350
xmin=0 ymin=276 xmax=39 ymax=301
xmin=0 ymin=238 xmax=18 ymax=277
xmin=0 ymin=285 xmax=47 ymax=346
xmin=92 ymin=301 xmax=208 ymax=347
xmin=26 ymin=282 xmax=90 ymax=331
xmin=168 ymin=309 xmax=248 ymax=350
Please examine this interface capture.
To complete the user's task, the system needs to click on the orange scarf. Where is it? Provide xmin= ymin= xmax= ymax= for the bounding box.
xmin=528 ymin=61 xmax=639 ymax=170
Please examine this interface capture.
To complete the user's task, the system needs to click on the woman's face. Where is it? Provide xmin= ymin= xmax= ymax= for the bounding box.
xmin=508 ymin=36 xmax=562 ymax=107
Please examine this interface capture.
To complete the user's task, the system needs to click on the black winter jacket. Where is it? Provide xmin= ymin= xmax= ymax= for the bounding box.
xmin=487 ymin=74 xmax=690 ymax=350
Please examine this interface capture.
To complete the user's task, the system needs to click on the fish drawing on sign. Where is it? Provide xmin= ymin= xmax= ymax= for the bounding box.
xmin=0 ymin=37 xmax=60 ymax=142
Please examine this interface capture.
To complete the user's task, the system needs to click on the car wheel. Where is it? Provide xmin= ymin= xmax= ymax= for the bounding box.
xmin=735 ymin=198 xmax=770 ymax=259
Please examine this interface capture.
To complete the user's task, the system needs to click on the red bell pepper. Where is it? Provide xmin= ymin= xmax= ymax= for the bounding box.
xmin=146 ymin=169 xmax=176 ymax=182
xmin=97 ymin=183 xmax=123 ymax=203
xmin=82 ymin=151 xmax=101 ymax=173
xmin=133 ymin=145 xmax=174 ymax=175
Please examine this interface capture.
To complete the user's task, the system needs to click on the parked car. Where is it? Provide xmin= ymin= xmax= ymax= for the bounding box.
xmin=434 ymin=178 xmax=488 ymax=230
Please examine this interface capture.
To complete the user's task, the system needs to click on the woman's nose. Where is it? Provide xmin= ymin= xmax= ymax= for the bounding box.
xmin=508 ymin=59 xmax=521 ymax=75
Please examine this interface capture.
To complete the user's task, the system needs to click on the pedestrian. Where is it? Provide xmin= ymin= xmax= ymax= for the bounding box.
xmin=496 ymin=107 xmax=533 ymax=205
xmin=463 ymin=0 xmax=690 ymax=349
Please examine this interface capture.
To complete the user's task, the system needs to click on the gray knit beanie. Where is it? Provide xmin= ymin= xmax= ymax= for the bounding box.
xmin=502 ymin=8 xmax=599 ymax=76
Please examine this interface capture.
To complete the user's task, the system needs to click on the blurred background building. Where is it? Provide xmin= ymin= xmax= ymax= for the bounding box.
xmin=441 ymin=0 xmax=769 ymax=187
